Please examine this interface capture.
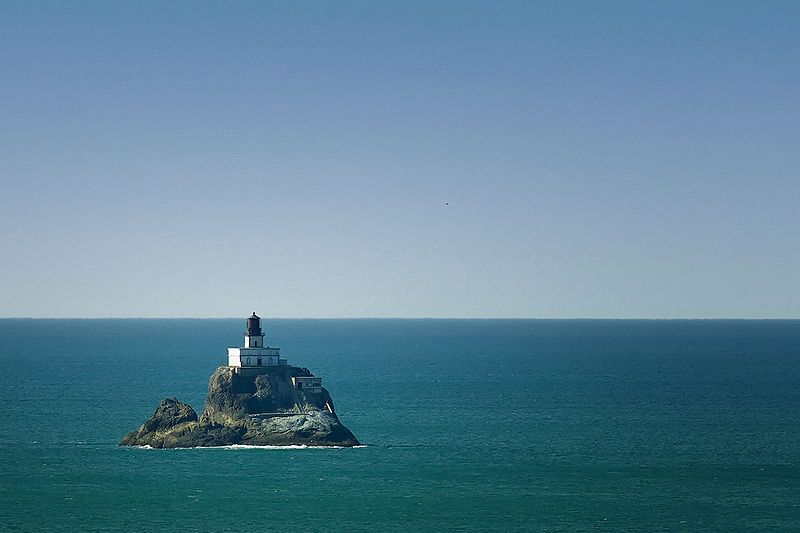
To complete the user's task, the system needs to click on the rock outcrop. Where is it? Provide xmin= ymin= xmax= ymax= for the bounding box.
xmin=120 ymin=365 xmax=359 ymax=448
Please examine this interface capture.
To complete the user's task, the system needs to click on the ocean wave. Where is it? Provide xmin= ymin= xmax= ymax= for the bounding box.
xmin=216 ymin=444 xmax=368 ymax=450
xmin=134 ymin=444 xmax=368 ymax=450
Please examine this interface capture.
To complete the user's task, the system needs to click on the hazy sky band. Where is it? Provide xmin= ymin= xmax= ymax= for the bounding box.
xmin=1 ymin=1 xmax=798 ymax=318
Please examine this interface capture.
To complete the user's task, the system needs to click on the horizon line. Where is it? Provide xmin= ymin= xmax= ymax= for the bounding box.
xmin=0 ymin=316 xmax=798 ymax=321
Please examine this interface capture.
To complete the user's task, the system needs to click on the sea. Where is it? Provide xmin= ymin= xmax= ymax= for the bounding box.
xmin=0 ymin=319 xmax=799 ymax=531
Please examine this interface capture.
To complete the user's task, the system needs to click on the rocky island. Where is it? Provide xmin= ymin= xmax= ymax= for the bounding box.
xmin=120 ymin=313 xmax=359 ymax=448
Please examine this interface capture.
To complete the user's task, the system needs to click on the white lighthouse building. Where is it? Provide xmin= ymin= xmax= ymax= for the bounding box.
xmin=227 ymin=312 xmax=286 ymax=368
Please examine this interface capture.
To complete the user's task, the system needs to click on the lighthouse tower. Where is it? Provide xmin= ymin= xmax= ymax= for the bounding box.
xmin=244 ymin=312 xmax=264 ymax=348
xmin=227 ymin=312 xmax=285 ymax=370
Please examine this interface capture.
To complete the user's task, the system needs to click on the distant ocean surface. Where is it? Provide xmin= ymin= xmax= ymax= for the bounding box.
xmin=1 ymin=319 xmax=799 ymax=531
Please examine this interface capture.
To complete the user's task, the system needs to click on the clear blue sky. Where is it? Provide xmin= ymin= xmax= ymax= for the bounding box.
xmin=1 ymin=1 xmax=798 ymax=318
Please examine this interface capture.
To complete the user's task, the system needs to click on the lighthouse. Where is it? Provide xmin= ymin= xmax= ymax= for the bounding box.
xmin=227 ymin=312 xmax=285 ymax=370
xmin=244 ymin=312 xmax=263 ymax=348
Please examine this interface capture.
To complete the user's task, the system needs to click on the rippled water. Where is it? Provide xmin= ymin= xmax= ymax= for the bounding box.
xmin=1 ymin=319 xmax=799 ymax=531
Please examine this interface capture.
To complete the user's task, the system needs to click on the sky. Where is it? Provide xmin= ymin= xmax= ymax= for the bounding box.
xmin=1 ymin=1 xmax=798 ymax=318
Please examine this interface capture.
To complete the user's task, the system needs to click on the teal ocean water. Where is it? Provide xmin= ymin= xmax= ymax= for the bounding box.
xmin=1 ymin=319 xmax=799 ymax=531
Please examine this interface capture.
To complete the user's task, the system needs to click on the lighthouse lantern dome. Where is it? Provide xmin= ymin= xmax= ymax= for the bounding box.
xmin=246 ymin=312 xmax=262 ymax=337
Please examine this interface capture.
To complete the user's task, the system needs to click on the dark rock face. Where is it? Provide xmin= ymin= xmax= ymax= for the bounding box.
xmin=120 ymin=366 xmax=359 ymax=448
xmin=119 ymin=398 xmax=201 ymax=448
xmin=143 ymin=398 xmax=198 ymax=431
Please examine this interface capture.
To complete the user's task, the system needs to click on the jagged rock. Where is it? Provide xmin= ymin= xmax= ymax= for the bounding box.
xmin=120 ymin=366 xmax=359 ymax=448
xmin=119 ymin=398 xmax=200 ymax=448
